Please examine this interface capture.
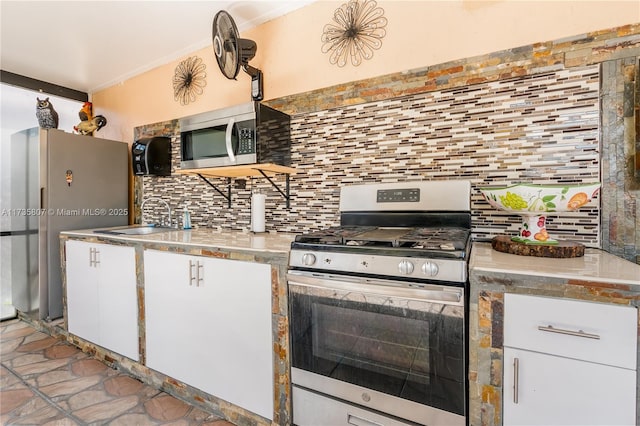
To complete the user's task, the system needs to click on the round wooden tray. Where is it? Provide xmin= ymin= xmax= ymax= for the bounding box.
xmin=491 ymin=235 xmax=585 ymax=258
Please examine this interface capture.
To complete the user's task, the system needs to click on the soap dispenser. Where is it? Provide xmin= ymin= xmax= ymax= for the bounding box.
xmin=182 ymin=206 xmax=192 ymax=230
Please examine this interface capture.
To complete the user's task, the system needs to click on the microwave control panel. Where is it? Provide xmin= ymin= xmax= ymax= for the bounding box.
xmin=237 ymin=127 xmax=255 ymax=154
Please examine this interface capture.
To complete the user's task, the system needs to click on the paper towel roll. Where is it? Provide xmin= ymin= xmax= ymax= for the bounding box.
xmin=251 ymin=193 xmax=266 ymax=233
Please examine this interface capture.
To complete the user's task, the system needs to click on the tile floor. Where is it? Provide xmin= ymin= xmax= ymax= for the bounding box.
xmin=1 ymin=318 xmax=235 ymax=425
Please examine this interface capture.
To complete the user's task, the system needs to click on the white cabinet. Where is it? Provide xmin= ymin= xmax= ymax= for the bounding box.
xmin=65 ymin=240 xmax=138 ymax=360
xmin=143 ymin=249 xmax=273 ymax=420
xmin=503 ymin=294 xmax=637 ymax=426
xmin=503 ymin=347 xmax=636 ymax=425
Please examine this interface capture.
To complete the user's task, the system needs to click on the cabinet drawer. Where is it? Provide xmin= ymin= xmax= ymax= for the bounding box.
xmin=293 ymin=386 xmax=414 ymax=426
xmin=504 ymin=293 xmax=637 ymax=369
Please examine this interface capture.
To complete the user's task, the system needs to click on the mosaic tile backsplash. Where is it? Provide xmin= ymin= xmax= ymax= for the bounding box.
xmin=137 ymin=65 xmax=600 ymax=247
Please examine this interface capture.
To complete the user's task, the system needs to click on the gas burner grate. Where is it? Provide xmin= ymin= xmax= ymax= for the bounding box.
xmin=294 ymin=226 xmax=377 ymax=245
xmin=400 ymin=227 xmax=470 ymax=251
xmin=342 ymin=227 xmax=412 ymax=248
xmin=294 ymin=226 xmax=470 ymax=253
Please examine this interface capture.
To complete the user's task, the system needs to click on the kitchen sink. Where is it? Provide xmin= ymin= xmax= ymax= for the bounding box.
xmin=93 ymin=225 xmax=175 ymax=236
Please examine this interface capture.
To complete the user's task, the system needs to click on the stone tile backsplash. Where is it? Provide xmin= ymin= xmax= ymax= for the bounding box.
xmin=136 ymin=65 xmax=600 ymax=246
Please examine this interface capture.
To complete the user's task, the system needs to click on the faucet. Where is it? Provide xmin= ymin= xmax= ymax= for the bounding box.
xmin=140 ymin=197 xmax=173 ymax=228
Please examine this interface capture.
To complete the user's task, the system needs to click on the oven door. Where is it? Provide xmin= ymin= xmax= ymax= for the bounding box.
xmin=287 ymin=270 xmax=466 ymax=426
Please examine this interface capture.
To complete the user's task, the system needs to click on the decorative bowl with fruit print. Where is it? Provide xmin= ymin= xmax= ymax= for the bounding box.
xmin=479 ymin=183 xmax=601 ymax=245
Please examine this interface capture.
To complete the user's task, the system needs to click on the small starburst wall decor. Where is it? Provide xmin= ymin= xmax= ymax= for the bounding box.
xmin=173 ymin=56 xmax=207 ymax=105
xmin=321 ymin=0 xmax=387 ymax=67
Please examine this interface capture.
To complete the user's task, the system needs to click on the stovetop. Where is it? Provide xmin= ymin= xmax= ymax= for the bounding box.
xmin=292 ymin=226 xmax=470 ymax=259
xmin=289 ymin=227 xmax=470 ymax=284
xmin=288 ymin=181 xmax=473 ymax=283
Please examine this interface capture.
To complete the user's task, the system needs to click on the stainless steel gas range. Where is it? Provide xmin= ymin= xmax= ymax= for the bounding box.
xmin=287 ymin=181 xmax=472 ymax=426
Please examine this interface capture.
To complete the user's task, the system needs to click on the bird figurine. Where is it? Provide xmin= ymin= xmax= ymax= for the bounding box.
xmin=74 ymin=101 xmax=107 ymax=135
xmin=78 ymin=101 xmax=93 ymax=122
xmin=36 ymin=97 xmax=59 ymax=129
xmin=74 ymin=115 xmax=107 ymax=135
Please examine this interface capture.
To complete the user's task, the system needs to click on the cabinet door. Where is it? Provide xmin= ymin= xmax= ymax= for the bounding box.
xmin=144 ymin=250 xmax=199 ymax=382
xmin=66 ymin=240 xmax=138 ymax=360
xmin=199 ymin=255 xmax=273 ymax=420
xmin=144 ymin=249 xmax=273 ymax=420
xmin=96 ymin=243 xmax=137 ymax=360
xmin=66 ymin=240 xmax=100 ymax=344
xmin=503 ymin=347 xmax=636 ymax=425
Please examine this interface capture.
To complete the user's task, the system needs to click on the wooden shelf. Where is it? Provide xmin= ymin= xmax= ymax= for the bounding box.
xmin=175 ymin=163 xmax=296 ymax=178
xmin=174 ymin=163 xmax=296 ymax=208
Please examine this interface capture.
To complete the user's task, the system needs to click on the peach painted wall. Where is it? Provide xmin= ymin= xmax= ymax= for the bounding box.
xmin=92 ymin=0 xmax=639 ymax=143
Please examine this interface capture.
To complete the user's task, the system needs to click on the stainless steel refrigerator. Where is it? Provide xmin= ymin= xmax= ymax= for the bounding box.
xmin=5 ymin=128 xmax=128 ymax=321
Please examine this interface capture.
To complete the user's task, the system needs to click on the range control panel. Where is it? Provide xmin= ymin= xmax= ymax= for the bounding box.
xmin=377 ymin=188 xmax=420 ymax=203
xmin=339 ymin=181 xmax=471 ymax=212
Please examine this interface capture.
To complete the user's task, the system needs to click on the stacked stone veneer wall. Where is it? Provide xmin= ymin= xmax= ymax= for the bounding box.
xmin=136 ymin=24 xmax=640 ymax=261
xmin=600 ymin=57 xmax=640 ymax=262
xmin=468 ymin=257 xmax=640 ymax=426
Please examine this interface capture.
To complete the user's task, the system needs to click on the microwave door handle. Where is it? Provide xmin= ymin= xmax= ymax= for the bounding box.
xmin=225 ymin=117 xmax=236 ymax=163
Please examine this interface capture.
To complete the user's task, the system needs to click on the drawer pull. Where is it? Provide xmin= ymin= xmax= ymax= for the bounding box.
xmin=347 ymin=414 xmax=383 ymax=426
xmin=538 ymin=325 xmax=600 ymax=340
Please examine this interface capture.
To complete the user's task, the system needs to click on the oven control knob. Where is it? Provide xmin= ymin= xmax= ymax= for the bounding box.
xmin=421 ymin=261 xmax=439 ymax=277
xmin=398 ymin=260 xmax=414 ymax=275
xmin=301 ymin=253 xmax=317 ymax=266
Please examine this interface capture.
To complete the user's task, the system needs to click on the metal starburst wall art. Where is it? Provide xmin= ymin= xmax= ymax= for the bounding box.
xmin=321 ymin=0 xmax=387 ymax=67
xmin=173 ymin=56 xmax=207 ymax=105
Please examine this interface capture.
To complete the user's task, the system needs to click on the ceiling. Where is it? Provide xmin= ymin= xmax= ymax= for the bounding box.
xmin=0 ymin=1 xmax=314 ymax=94
xmin=0 ymin=1 xmax=314 ymax=134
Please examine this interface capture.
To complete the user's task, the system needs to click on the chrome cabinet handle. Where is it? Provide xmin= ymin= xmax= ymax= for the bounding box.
xmin=89 ymin=247 xmax=97 ymax=267
xmin=513 ymin=357 xmax=519 ymax=404
xmin=189 ymin=260 xmax=196 ymax=286
xmin=188 ymin=261 xmax=204 ymax=287
xmin=197 ymin=262 xmax=204 ymax=287
xmin=538 ymin=325 xmax=600 ymax=340
xmin=93 ymin=249 xmax=100 ymax=267
xmin=347 ymin=414 xmax=383 ymax=426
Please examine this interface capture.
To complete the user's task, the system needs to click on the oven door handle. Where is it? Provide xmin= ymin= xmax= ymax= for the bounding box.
xmin=287 ymin=271 xmax=463 ymax=305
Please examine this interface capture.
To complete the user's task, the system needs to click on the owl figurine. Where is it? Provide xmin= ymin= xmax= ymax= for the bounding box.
xmin=35 ymin=97 xmax=59 ymax=129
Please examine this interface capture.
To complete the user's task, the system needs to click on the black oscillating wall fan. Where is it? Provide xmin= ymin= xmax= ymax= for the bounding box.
xmin=212 ymin=10 xmax=263 ymax=101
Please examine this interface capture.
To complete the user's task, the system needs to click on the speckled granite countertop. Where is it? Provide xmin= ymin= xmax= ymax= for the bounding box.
xmin=471 ymin=242 xmax=640 ymax=287
xmin=61 ymin=226 xmax=296 ymax=254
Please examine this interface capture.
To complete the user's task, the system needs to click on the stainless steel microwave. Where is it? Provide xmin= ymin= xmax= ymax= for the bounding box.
xmin=179 ymin=102 xmax=291 ymax=169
